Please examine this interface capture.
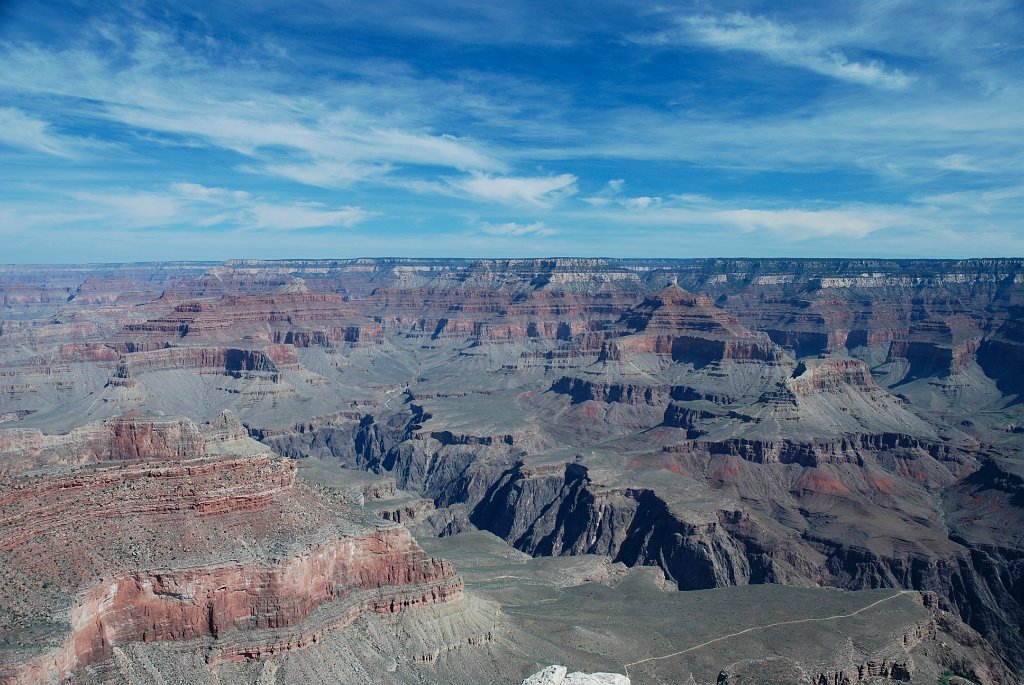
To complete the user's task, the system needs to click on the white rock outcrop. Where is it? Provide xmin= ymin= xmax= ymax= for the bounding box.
xmin=521 ymin=665 xmax=630 ymax=685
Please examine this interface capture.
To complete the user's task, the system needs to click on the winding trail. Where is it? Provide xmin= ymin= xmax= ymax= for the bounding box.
xmin=623 ymin=590 xmax=915 ymax=678
xmin=382 ymin=387 xmax=405 ymax=409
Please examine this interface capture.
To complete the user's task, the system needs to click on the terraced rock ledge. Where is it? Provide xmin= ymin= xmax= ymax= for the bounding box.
xmin=0 ymin=415 xmax=460 ymax=684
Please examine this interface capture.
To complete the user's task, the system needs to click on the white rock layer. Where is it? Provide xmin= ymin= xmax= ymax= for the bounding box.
xmin=521 ymin=665 xmax=630 ymax=685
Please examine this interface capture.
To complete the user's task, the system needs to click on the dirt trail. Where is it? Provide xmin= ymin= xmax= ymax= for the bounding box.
xmin=623 ymin=590 xmax=915 ymax=677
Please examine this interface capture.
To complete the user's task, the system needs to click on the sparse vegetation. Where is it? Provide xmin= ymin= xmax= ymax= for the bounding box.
xmin=3 ymin=259 xmax=1023 ymax=682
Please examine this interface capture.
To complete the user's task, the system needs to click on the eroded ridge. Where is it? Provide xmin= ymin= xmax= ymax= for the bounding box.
xmin=0 ymin=414 xmax=461 ymax=684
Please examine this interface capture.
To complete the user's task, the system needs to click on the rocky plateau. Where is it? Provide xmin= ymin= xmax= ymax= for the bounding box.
xmin=1 ymin=258 xmax=1022 ymax=684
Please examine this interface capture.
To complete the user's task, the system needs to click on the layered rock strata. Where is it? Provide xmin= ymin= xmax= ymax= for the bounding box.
xmin=1 ymin=257 xmax=1023 ymax=680
xmin=0 ymin=415 xmax=460 ymax=684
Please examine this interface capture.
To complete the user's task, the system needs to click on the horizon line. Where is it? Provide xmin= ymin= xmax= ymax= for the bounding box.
xmin=3 ymin=255 xmax=1024 ymax=268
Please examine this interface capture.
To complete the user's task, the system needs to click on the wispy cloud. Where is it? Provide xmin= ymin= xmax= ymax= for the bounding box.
xmin=550 ymin=83 xmax=1024 ymax=181
xmin=640 ymin=12 xmax=912 ymax=90
xmin=916 ymin=184 xmax=1024 ymax=213
xmin=0 ymin=107 xmax=79 ymax=157
xmin=578 ymin=191 xmax=907 ymax=241
xmin=0 ymin=23 xmax=506 ymax=191
xmin=574 ymin=179 xmax=1024 ymax=253
xmin=450 ymin=172 xmax=578 ymax=206
xmin=103 ymin=103 xmax=505 ymax=182
xmin=246 ymin=202 xmax=372 ymax=230
xmin=70 ymin=190 xmax=185 ymax=227
xmin=170 ymin=183 xmax=375 ymax=230
xmin=582 ymin=179 xmax=661 ymax=210
xmin=11 ymin=182 xmax=373 ymax=233
xmin=477 ymin=221 xmax=557 ymax=237
xmin=581 ymin=178 xmax=623 ymax=207
xmin=711 ymin=207 xmax=893 ymax=240
xmin=245 ymin=161 xmax=392 ymax=189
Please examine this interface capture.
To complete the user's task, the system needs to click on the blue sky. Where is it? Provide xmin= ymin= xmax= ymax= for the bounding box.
xmin=0 ymin=0 xmax=1022 ymax=262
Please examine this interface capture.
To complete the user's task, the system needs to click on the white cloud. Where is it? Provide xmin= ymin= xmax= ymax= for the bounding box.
xmin=642 ymin=12 xmax=912 ymax=90
xmin=916 ymin=185 xmax=1024 ymax=213
xmin=478 ymin=221 xmax=557 ymax=237
xmin=0 ymin=25 xmax=507 ymax=191
xmin=578 ymin=192 xmax=905 ymax=241
xmin=0 ymin=107 xmax=77 ymax=157
xmin=712 ymin=207 xmax=892 ymax=240
xmin=247 ymin=202 xmax=373 ymax=231
xmin=582 ymin=180 xmax=661 ymax=210
xmin=0 ymin=207 xmax=34 ymax=236
xmin=69 ymin=190 xmax=184 ymax=227
xmin=672 ymin=193 xmax=711 ymax=204
xmin=449 ymin=172 xmax=578 ymax=206
xmin=256 ymin=161 xmax=392 ymax=188
xmin=581 ymin=178 xmax=624 ymax=206
xmin=622 ymin=196 xmax=661 ymax=210
xmin=552 ymin=80 xmax=1024 ymax=182
xmin=106 ymin=108 xmax=503 ymax=182
xmin=19 ymin=183 xmax=374 ymax=232
xmin=933 ymin=154 xmax=992 ymax=173
xmin=169 ymin=182 xmax=249 ymax=203
xmin=168 ymin=183 xmax=374 ymax=230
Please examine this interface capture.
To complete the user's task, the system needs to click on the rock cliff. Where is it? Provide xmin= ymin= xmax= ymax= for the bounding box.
xmin=0 ymin=414 xmax=460 ymax=684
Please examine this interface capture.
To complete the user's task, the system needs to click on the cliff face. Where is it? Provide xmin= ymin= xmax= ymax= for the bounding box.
xmin=6 ymin=534 xmax=459 ymax=685
xmin=266 ymin=405 xmax=1022 ymax=674
xmin=597 ymin=284 xmax=784 ymax=366
xmin=120 ymin=292 xmax=380 ymax=346
xmin=0 ymin=415 xmax=206 ymax=475
xmin=0 ymin=415 xmax=461 ymax=684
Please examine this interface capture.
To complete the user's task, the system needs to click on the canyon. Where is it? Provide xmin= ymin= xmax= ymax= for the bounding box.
xmin=0 ymin=258 xmax=1022 ymax=684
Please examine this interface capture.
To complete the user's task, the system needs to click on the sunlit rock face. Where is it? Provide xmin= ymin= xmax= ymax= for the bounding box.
xmin=521 ymin=665 xmax=630 ymax=685
xmin=0 ymin=414 xmax=461 ymax=684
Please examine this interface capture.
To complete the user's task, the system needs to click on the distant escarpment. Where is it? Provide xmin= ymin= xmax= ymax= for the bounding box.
xmin=113 ymin=346 xmax=292 ymax=380
xmin=120 ymin=292 xmax=382 ymax=346
xmin=598 ymin=285 xmax=784 ymax=366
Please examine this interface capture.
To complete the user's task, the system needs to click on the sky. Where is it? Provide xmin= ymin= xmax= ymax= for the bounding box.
xmin=0 ymin=0 xmax=1022 ymax=262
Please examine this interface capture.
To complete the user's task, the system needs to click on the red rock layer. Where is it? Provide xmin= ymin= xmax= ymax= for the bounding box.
xmin=0 ymin=416 xmax=206 ymax=475
xmin=600 ymin=285 xmax=782 ymax=364
xmin=357 ymin=258 xmax=642 ymax=340
xmin=120 ymin=292 xmax=382 ymax=347
xmin=0 ymin=418 xmax=461 ymax=684
xmin=115 ymin=347 xmax=286 ymax=379
xmin=3 ymin=530 xmax=460 ymax=684
xmin=787 ymin=358 xmax=880 ymax=396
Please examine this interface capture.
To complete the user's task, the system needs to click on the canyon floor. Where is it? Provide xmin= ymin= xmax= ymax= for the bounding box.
xmin=1 ymin=258 xmax=1022 ymax=684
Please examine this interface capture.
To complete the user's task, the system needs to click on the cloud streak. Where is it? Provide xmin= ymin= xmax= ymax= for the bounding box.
xmin=0 ymin=23 xmax=507 ymax=191
xmin=641 ymin=12 xmax=912 ymax=90
xmin=169 ymin=183 xmax=375 ymax=231
xmin=581 ymin=198 xmax=901 ymax=241
xmin=9 ymin=183 xmax=374 ymax=233
xmin=450 ymin=173 xmax=578 ymax=206
xmin=0 ymin=107 xmax=79 ymax=157
xmin=477 ymin=221 xmax=557 ymax=237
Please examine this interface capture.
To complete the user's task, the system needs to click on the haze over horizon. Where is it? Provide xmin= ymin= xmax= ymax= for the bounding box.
xmin=1 ymin=1 xmax=1022 ymax=263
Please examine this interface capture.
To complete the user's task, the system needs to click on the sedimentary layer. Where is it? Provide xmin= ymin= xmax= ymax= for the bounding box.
xmin=0 ymin=415 xmax=460 ymax=684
